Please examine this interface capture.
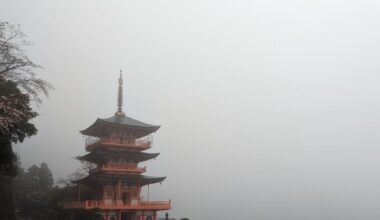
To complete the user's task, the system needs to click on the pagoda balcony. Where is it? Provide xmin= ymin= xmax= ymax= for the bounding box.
xmin=86 ymin=136 xmax=152 ymax=151
xmin=63 ymin=199 xmax=171 ymax=211
xmin=91 ymin=164 xmax=146 ymax=174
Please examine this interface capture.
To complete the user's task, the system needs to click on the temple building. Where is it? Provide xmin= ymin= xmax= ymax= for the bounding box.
xmin=63 ymin=72 xmax=171 ymax=220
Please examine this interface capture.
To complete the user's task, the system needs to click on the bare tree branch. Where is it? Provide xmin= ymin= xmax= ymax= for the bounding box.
xmin=0 ymin=21 xmax=53 ymax=104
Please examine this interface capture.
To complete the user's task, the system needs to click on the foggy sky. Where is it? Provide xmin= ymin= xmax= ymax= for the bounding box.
xmin=2 ymin=0 xmax=380 ymax=219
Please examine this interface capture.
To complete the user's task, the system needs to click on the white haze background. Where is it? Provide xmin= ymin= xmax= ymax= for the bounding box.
xmin=2 ymin=0 xmax=380 ymax=219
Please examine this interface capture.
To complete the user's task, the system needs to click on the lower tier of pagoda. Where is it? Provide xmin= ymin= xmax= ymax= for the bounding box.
xmin=63 ymin=199 xmax=171 ymax=211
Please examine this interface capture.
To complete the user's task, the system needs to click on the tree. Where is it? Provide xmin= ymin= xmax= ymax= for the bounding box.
xmin=0 ymin=21 xmax=51 ymax=103
xmin=0 ymin=80 xmax=37 ymax=220
xmin=0 ymin=20 xmax=52 ymax=220
xmin=38 ymin=162 xmax=54 ymax=191
xmin=13 ymin=163 xmax=95 ymax=220
xmin=13 ymin=163 xmax=55 ymax=220
xmin=0 ymin=79 xmax=37 ymax=176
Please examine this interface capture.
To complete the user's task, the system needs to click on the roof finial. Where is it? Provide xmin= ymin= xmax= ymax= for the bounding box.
xmin=116 ymin=70 xmax=125 ymax=118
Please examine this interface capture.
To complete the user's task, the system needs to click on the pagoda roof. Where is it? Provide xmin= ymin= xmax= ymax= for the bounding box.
xmin=72 ymin=173 xmax=166 ymax=187
xmin=77 ymin=150 xmax=160 ymax=163
xmin=80 ymin=115 xmax=160 ymax=138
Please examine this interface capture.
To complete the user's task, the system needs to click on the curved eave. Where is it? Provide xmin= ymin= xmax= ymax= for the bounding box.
xmin=72 ymin=174 xmax=166 ymax=187
xmin=80 ymin=117 xmax=160 ymax=138
xmin=77 ymin=151 xmax=160 ymax=163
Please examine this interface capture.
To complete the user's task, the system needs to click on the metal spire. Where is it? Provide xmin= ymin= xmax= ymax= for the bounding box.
xmin=115 ymin=70 xmax=125 ymax=118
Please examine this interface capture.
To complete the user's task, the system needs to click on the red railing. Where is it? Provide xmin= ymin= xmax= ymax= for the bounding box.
xmin=140 ymin=201 xmax=171 ymax=209
xmin=85 ymin=136 xmax=152 ymax=151
xmin=100 ymin=164 xmax=146 ymax=173
xmin=63 ymin=200 xmax=171 ymax=210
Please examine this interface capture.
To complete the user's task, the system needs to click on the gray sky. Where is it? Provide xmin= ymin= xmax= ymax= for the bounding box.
xmin=2 ymin=0 xmax=380 ymax=219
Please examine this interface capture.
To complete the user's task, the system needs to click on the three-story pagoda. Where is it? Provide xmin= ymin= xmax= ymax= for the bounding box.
xmin=63 ymin=73 xmax=171 ymax=220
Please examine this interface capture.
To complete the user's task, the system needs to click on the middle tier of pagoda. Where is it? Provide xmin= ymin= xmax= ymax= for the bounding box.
xmin=85 ymin=135 xmax=153 ymax=151
xmin=78 ymin=148 xmax=159 ymax=174
xmin=75 ymin=134 xmax=166 ymax=185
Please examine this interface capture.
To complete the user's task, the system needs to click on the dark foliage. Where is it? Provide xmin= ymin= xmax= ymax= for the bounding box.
xmin=13 ymin=164 xmax=94 ymax=220
xmin=0 ymin=20 xmax=51 ymax=220
xmin=0 ymin=79 xmax=37 ymax=220
xmin=0 ymin=80 xmax=37 ymax=176
xmin=0 ymin=175 xmax=16 ymax=220
xmin=13 ymin=163 xmax=55 ymax=219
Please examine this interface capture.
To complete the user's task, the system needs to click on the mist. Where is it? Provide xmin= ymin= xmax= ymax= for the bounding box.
xmin=2 ymin=0 xmax=380 ymax=219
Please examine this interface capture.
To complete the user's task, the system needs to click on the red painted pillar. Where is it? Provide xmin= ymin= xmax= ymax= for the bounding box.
xmin=141 ymin=211 xmax=145 ymax=220
xmin=153 ymin=211 xmax=157 ymax=220
xmin=105 ymin=211 xmax=109 ymax=220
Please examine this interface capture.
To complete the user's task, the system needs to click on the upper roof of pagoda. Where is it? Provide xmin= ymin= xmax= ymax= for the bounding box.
xmin=80 ymin=115 xmax=160 ymax=138
xmin=80 ymin=71 xmax=160 ymax=138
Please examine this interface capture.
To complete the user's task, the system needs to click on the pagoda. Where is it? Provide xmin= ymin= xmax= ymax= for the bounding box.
xmin=63 ymin=72 xmax=171 ymax=220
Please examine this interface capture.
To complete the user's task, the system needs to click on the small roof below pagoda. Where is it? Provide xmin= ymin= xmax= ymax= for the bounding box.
xmin=80 ymin=115 xmax=160 ymax=138
xmin=72 ymin=173 xmax=166 ymax=187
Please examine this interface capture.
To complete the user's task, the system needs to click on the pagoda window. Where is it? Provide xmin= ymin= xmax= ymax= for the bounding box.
xmin=122 ymin=192 xmax=129 ymax=202
xmin=106 ymin=190 xmax=113 ymax=198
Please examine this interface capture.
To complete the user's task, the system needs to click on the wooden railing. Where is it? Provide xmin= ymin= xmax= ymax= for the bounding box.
xmin=140 ymin=201 xmax=171 ymax=209
xmin=85 ymin=137 xmax=152 ymax=150
xmin=63 ymin=200 xmax=171 ymax=210
xmin=100 ymin=164 xmax=146 ymax=173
